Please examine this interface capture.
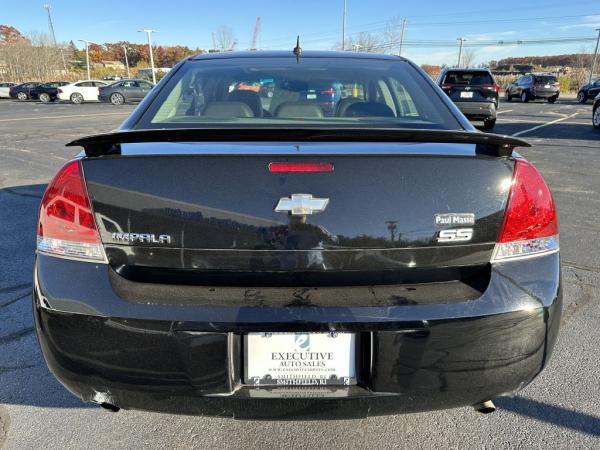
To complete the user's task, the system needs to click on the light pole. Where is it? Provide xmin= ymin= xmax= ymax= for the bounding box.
xmin=589 ymin=28 xmax=600 ymax=85
xmin=138 ymin=29 xmax=158 ymax=84
xmin=398 ymin=18 xmax=407 ymax=57
xmin=457 ymin=38 xmax=466 ymax=67
xmin=43 ymin=4 xmax=67 ymax=72
xmin=78 ymin=39 xmax=96 ymax=80
xmin=122 ymin=45 xmax=130 ymax=79
xmin=342 ymin=0 xmax=347 ymax=51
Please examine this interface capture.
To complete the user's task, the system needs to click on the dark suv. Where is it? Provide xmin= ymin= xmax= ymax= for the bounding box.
xmin=437 ymin=68 xmax=499 ymax=129
xmin=506 ymin=73 xmax=560 ymax=103
xmin=577 ymin=79 xmax=600 ymax=104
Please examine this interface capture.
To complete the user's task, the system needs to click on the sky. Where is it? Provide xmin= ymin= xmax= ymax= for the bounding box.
xmin=2 ymin=0 xmax=600 ymax=65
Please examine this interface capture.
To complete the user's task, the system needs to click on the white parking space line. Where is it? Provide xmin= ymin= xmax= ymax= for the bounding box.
xmin=0 ymin=112 xmax=129 ymax=123
xmin=497 ymin=109 xmax=513 ymax=114
xmin=512 ymin=113 xmax=579 ymax=137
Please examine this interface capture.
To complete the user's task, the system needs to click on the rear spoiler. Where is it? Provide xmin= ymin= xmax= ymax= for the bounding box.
xmin=67 ymin=127 xmax=530 ymax=158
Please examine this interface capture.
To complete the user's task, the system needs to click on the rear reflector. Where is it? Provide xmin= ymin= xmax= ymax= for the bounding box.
xmin=268 ymin=162 xmax=334 ymax=173
xmin=37 ymin=160 xmax=106 ymax=262
xmin=492 ymin=159 xmax=558 ymax=262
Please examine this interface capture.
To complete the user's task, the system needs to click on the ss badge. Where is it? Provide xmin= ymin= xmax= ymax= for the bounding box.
xmin=437 ymin=228 xmax=473 ymax=243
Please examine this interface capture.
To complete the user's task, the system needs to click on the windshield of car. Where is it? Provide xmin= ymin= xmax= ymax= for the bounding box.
xmin=442 ymin=71 xmax=494 ymax=86
xmin=136 ymin=57 xmax=462 ymax=130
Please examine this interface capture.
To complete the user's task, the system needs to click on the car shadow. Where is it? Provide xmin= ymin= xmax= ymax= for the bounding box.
xmin=0 ymin=183 xmax=93 ymax=409
xmin=496 ymin=397 xmax=600 ymax=437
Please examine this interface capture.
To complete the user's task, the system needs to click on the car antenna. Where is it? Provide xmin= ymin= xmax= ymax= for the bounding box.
xmin=293 ymin=36 xmax=302 ymax=63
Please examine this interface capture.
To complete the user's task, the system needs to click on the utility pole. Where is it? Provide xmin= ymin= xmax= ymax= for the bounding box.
xmin=122 ymin=45 xmax=130 ymax=79
xmin=589 ymin=28 xmax=600 ymax=84
xmin=457 ymin=38 xmax=466 ymax=67
xmin=342 ymin=0 xmax=347 ymax=50
xmin=78 ymin=39 xmax=95 ymax=80
xmin=398 ymin=18 xmax=407 ymax=57
xmin=43 ymin=4 xmax=67 ymax=72
xmin=138 ymin=29 xmax=158 ymax=84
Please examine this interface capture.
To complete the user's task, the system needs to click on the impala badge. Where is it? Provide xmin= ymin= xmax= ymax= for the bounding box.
xmin=275 ymin=193 xmax=329 ymax=216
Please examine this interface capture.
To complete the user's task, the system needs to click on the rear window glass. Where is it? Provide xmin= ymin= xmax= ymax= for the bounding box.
xmin=442 ymin=71 xmax=494 ymax=86
xmin=136 ymin=57 xmax=462 ymax=130
xmin=534 ymin=75 xmax=557 ymax=84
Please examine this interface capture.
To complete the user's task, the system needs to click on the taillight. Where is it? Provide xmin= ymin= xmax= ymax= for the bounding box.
xmin=269 ymin=162 xmax=334 ymax=173
xmin=37 ymin=160 xmax=106 ymax=262
xmin=553 ymin=82 xmax=560 ymax=88
xmin=481 ymin=83 xmax=500 ymax=92
xmin=320 ymin=89 xmax=335 ymax=96
xmin=492 ymin=159 xmax=558 ymax=262
xmin=441 ymin=83 xmax=452 ymax=89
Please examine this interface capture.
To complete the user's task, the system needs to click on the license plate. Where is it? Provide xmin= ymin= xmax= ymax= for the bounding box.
xmin=544 ymin=85 xmax=550 ymax=88
xmin=460 ymin=91 xmax=473 ymax=98
xmin=245 ymin=332 xmax=356 ymax=386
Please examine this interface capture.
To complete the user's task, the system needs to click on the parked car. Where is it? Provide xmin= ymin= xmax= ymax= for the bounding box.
xmin=505 ymin=73 xmax=560 ymax=103
xmin=0 ymin=82 xmax=17 ymax=98
xmin=437 ymin=68 xmax=499 ymax=129
xmin=577 ymin=79 xmax=600 ymax=104
xmin=34 ymin=51 xmax=561 ymax=419
xmin=9 ymin=82 xmax=42 ymax=100
xmin=29 ymin=81 xmax=70 ymax=102
xmin=57 ymin=80 xmax=108 ymax=104
xmin=98 ymin=79 xmax=154 ymax=105
xmin=593 ymin=93 xmax=600 ymax=129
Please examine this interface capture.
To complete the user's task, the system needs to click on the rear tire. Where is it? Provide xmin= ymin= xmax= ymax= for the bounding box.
xmin=483 ymin=118 xmax=496 ymax=130
xmin=547 ymin=96 xmax=557 ymax=104
xmin=110 ymin=92 xmax=125 ymax=105
xmin=593 ymin=106 xmax=600 ymax=129
xmin=16 ymin=92 xmax=28 ymax=101
xmin=70 ymin=92 xmax=84 ymax=104
xmin=39 ymin=92 xmax=51 ymax=103
xmin=521 ymin=91 xmax=529 ymax=103
xmin=505 ymin=91 xmax=512 ymax=102
xmin=577 ymin=92 xmax=587 ymax=104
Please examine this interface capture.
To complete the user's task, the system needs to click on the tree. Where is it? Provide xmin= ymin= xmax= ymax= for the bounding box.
xmin=461 ymin=48 xmax=476 ymax=67
xmin=214 ymin=26 xmax=237 ymax=51
xmin=345 ymin=32 xmax=383 ymax=53
xmin=0 ymin=25 xmax=27 ymax=45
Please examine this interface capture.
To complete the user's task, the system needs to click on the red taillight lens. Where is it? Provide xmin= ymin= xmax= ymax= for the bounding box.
xmin=553 ymin=82 xmax=560 ymax=88
xmin=492 ymin=159 xmax=559 ymax=261
xmin=441 ymin=83 xmax=452 ymax=89
xmin=481 ymin=84 xmax=501 ymax=92
xmin=268 ymin=162 xmax=334 ymax=173
xmin=37 ymin=160 xmax=105 ymax=261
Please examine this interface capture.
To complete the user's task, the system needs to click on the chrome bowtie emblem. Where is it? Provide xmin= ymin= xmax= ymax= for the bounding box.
xmin=275 ymin=193 xmax=329 ymax=216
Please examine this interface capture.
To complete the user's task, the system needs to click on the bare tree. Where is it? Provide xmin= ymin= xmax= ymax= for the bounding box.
xmin=461 ymin=48 xmax=477 ymax=67
xmin=345 ymin=32 xmax=383 ymax=53
xmin=214 ymin=26 xmax=237 ymax=52
xmin=382 ymin=17 xmax=403 ymax=54
xmin=0 ymin=32 xmax=68 ymax=82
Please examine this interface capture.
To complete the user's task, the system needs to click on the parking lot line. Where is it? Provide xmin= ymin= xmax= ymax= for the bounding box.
xmin=497 ymin=109 xmax=513 ymax=114
xmin=0 ymin=112 xmax=129 ymax=123
xmin=512 ymin=113 xmax=579 ymax=137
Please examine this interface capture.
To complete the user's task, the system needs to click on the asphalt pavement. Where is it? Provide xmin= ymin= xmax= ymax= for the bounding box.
xmin=0 ymin=98 xmax=599 ymax=449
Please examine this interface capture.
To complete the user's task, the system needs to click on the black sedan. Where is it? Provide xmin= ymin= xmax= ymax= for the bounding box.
xmin=9 ymin=82 xmax=41 ymax=100
xmin=34 ymin=51 xmax=561 ymax=419
xmin=98 ymin=79 xmax=154 ymax=105
xmin=29 ymin=81 xmax=70 ymax=102
xmin=577 ymin=79 xmax=600 ymax=104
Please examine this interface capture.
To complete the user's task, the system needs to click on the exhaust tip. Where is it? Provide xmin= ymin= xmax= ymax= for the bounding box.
xmin=473 ymin=400 xmax=496 ymax=414
xmin=99 ymin=402 xmax=120 ymax=412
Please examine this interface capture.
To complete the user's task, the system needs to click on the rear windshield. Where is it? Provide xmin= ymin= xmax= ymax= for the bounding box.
xmin=136 ymin=57 xmax=462 ymax=130
xmin=442 ymin=71 xmax=494 ymax=86
xmin=534 ymin=75 xmax=557 ymax=84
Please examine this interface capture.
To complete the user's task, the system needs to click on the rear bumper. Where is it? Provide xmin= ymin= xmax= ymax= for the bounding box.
xmin=532 ymin=90 xmax=559 ymax=99
xmin=33 ymin=253 xmax=562 ymax=419
xmin=453 ymin=101 xmax=496 ymax=120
